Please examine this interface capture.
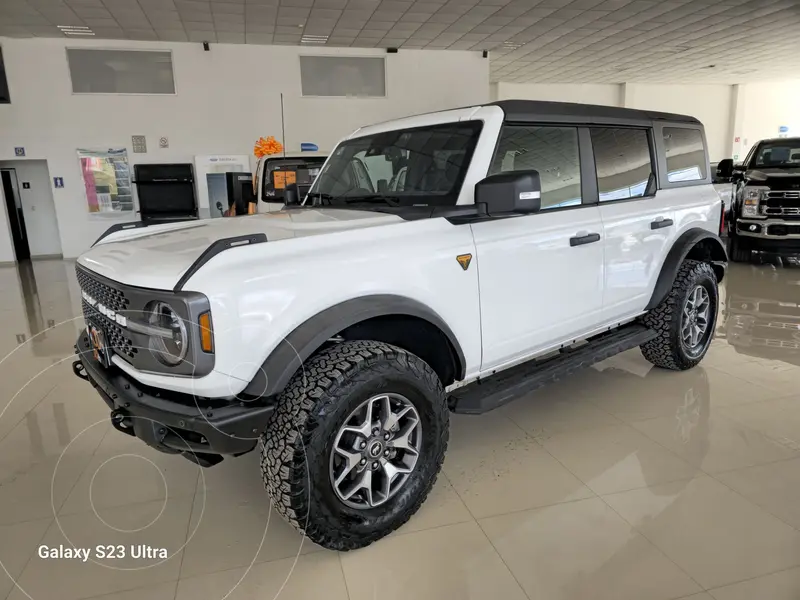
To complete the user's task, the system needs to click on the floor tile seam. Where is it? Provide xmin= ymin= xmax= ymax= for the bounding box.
xmin=596 ymin=479 xmax=707 ymax=592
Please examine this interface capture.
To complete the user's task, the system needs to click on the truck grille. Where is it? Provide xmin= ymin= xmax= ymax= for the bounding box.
xmin=75 ymin=267 xmax=130 ymax=313
xmin=81 ymin=300 xmax=138 ymax=360
xmin=76 ymin=266 xmax=136 ymax=360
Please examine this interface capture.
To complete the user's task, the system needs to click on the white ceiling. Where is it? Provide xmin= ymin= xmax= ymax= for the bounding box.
xmin=2 ymin=0 xmax=800 ymax=84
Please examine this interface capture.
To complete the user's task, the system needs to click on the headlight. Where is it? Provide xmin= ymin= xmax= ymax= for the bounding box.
xmin=742 ymin=186 xmax=767 ymax=217
xmin=145 ymin=301 xmax=188 ymax=366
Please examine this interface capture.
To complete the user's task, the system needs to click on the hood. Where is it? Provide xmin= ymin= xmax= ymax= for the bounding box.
xmin=746 ymin=167 xmax=800 ymax=183
xmin=78 ymin=208 xmax=404 ymax=289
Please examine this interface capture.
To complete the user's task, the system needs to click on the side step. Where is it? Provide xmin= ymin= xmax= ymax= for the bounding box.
xmin=449 ymin=324 xmax=657 ymax=415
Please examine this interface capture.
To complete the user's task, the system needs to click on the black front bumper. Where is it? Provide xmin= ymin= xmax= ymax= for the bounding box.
xmin=74 ymin=333 xmax=274 ymax=466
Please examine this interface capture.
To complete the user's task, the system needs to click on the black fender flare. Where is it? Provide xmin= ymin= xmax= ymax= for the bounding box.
xmin=645 ymin=229 xmax=728 ymax=311
xmin=242 ymin=295 xmax=467 ymax=398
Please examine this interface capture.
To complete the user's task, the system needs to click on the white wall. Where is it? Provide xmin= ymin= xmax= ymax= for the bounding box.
xmin=0 ymin=37 xmax=489 ymax=258
xmin=495 ymin=82 xmax=622 ymax=107
xmin=737 ymin=80 xmax=800 ymax=154
xmin=0 ymin=160 xmax=62 ymax=257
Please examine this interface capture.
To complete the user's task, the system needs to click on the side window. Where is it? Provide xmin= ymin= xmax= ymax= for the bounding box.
xmin=663 ymin=127 xmax=707 ymax=182
xmin=590 ymin=128 xmax=654 ymax=201
xmin=490 ymin=126 xmax=581 ymax=210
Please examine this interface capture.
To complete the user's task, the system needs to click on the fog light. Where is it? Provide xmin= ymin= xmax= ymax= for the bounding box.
xmin=750 ymin=224 xmax=758 ymax=232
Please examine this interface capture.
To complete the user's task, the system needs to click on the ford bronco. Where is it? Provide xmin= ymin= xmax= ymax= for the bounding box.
xmin=73 ymin=101 xmax=727 ymax=550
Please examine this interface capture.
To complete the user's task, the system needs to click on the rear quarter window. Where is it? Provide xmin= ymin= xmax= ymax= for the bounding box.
xmin=663 ymin=127 xmax=707 ymax=182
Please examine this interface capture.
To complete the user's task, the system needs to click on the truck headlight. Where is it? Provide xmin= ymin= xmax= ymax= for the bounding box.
xmin=742 ymin=186 xmax=767 ymax=217
xmin=145 ymin=301 xmax=188 ymax=366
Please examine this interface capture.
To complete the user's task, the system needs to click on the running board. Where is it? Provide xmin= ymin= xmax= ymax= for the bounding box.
xmin=449 ymin=324 xmax=657 ymax=415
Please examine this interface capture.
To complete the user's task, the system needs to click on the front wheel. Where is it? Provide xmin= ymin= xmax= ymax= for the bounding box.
xmin=260 ymin=340 xmax=448 ymax=551
xmin=640 ymin=260 xmax=719 ymax=371
xmin=727 ymin=232 xmax=751 ymax=262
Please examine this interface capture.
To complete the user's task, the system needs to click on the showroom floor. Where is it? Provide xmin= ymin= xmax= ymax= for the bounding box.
xmin=2 ymin=257 xmax=800 ymax=600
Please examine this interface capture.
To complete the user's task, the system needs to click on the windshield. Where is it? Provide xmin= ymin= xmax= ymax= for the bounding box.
xmin=753 ymin=140 xmax=800 ymax=168
xmin=305 ymin=122 xmax=483 ymax=208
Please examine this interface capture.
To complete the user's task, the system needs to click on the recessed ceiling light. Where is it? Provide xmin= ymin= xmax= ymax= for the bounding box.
xmin=58 ymin=25 xmax=95 ymax=35
xmin=301 ymin=35 xmax=328 ymax=44
xmin=499 ymin=41 xmax=522 ymax=51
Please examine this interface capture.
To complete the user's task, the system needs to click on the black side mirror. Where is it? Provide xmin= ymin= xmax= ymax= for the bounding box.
xmin=475 ymin=170 xmax=542 ymax=216
xmin=284 ymin=183 xmax=300 ymax=206
xmin=716 ymin=158 xmax=734 ymax=179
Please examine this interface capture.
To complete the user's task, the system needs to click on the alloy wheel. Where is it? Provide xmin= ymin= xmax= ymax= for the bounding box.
xmin=329 ymin=393 xmax=422 ymax=509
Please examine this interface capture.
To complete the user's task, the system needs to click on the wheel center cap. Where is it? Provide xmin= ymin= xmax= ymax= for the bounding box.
xmin=368 ymin=441 xmax=384 ymax=458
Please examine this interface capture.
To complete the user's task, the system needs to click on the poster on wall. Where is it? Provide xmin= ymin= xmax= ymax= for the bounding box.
xmin=78 ymin=148 xmax=133 ymax=215
xmin=194 ymin=155 xmax=251 ymax=219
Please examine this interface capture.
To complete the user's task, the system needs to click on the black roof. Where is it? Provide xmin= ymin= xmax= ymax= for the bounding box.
xmin=756 ymin=137 xmax=800 ymax=144
xmin=489 ymin=100 xmax=700 ymax=127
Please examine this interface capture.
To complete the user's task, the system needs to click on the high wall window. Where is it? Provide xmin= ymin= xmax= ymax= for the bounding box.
xmin=591 ymin=128 xmax=654 ymax=201
xmin=299 ymin=56 xmax=385 ymax=97
xmin=490 ymin=125 xmax=582 ymax=210
xmin=67 ymin=49 xmax=175 ymax=94
xmin=663 ymin=127 xmax=707 ymax=182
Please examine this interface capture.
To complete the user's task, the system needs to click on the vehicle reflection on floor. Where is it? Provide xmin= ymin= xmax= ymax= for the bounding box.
xmin=722 ymin=255 xmax=800 ymax=367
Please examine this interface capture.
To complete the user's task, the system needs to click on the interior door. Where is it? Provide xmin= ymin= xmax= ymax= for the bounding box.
xmin=473 ymin=124 xmax=605 ymax=371
xmin=589 ymin=127 xmax=676 ymax=320
xmin=1 ymin=169 xmax=30 ymax=261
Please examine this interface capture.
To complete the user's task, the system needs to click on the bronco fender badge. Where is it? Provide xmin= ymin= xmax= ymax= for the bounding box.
xmin=456 ymin=254 xmax=472 ymax=271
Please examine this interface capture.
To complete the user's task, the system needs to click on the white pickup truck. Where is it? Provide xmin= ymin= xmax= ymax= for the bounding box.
xmin=74 ymin=100 xmax=727 ymax=550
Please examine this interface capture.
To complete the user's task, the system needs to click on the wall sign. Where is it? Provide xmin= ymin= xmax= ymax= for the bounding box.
xmin=159 ymin=136 xmax=169 ymax=149
xmin=53 ymin=177 xmax=64 ymax=188
xmin=131 ymin=135 xmax=147 ymax=153
xmin=14 ymin=147 xmax=25 ymax=157
xmin=22 ymin=182 xmax=30 ymax=189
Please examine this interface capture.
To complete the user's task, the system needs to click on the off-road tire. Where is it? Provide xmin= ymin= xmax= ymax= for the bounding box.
xmin=727 ymin=232 xmax=751 ymax=263
xmin=640 ymin=259 xmax=718 ymax=371
xmin=260 ymin=340 xmax=448 ymax=551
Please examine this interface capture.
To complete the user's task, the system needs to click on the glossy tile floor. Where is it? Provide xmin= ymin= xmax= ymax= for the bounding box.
xmin=2 ymin=257 xmax=800 ymax=600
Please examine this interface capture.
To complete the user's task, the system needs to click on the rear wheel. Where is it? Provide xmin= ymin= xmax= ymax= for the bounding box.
xmin=260 ymin=340 xmax=448 ymax=551
xmin=727 ymin=232 xmax=751 ymax=263
xmin=641 ymin=260 xmax=718 ymax=370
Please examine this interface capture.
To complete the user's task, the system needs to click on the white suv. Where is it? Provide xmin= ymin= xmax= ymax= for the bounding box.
xmin=73 ymin=101 xmax=727 ymax=550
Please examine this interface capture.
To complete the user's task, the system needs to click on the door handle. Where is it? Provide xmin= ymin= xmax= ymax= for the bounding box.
xmin=569 ymin=232 xmax=601 ymax=247
xmin=650 ymin=218 xmax=674 ymax=230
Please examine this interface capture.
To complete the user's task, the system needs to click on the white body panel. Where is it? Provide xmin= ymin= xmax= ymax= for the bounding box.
xmin=471 ymin=207 xmax=605 ymax=370
xmin=599 ymin=185 xmax=721 ymax=322
xmin=76 ymin=103 xmax=723 ymax=399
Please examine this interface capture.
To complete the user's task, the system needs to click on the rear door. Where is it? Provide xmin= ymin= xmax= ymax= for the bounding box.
xmin=591 ymin=126 xmax=678 ymax=321
xmin=472 ymin=124 xmax=606 ymax=371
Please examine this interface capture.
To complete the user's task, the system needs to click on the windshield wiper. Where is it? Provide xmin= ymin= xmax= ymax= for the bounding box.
xmin=307 ymin=192 xmax=338 ymax=206
xmin=343 ymin=194 xmax=402 ymax=207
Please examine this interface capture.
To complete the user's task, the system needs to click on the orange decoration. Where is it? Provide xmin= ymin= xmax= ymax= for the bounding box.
xmin=254 ymin=136 xmax=283 ymax=158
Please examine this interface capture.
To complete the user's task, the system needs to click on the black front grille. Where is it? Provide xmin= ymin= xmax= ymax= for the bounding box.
xmin=766 ymin=195 xmax=800 ymax=209
xmin=81 ymin=300 xmax=139 ymax=360
xmin=75 ymin=267 xmax=130 ymax=313
xmin=767 ymin=223 xmax=800 ymax=236
xmin=76 ymin=267 xmax=136 ymax=361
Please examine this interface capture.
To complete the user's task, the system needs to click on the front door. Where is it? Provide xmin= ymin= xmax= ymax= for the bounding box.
xmin=472 ymin=124 xmax=605 ymax=371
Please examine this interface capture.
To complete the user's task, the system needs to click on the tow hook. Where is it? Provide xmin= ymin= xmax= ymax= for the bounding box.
xmin=110 ymin=409 xmax=136 ymax=437
xmin=72 ymin=360 xmax=89 ymax=381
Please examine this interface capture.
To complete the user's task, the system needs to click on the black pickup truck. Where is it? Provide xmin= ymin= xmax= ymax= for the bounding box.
xmin=718 ymin=137 xmax=800 ymax=261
